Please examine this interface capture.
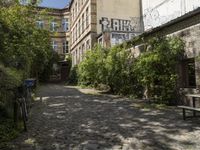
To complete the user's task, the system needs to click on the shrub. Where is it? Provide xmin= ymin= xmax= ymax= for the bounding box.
xmin=134 ymin=36 xmax=184 ymax=104
xmin=77 ymin=45 xmax=143 ymax=97
xmin=0 ymin=64 xmax=23 ymax=117
xmin=68 ymin=65 xmax=79 ymax=85
xmin=78 ymin=45 xmax=107 ymax=87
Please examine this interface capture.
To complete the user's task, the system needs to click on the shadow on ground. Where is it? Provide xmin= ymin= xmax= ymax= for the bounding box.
xmin=10 ymin=84 xmax=200 ymax=150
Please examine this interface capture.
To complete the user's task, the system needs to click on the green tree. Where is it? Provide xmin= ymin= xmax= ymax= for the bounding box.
xmin=78 ymin=45 xmax=107 ymax=87
xmin=134 ymin=36 xmax=184 ymax=104
xmin=0 ymin=0 xmax=54 ymax=117
xmin=0 ymin=3 xmax=52 ymax=80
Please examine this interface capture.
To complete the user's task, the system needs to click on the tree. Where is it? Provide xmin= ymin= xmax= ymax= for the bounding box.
xmin=0 ymin=0 xmax=54 ymax=118
xmin=0 ymin=3 xmax=53 ymax=80
xmin=78 ymin=45 xmax=107 ymax=87
xmin=134 ymin=36 xmax=184 ymax=103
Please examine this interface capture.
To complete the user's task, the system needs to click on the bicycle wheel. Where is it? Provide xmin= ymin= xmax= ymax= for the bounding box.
xmin=17 ymin=98 xmax=28 ymax=132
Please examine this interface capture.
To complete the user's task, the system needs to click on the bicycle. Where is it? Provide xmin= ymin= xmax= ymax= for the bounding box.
xmin=16 ymin=97 xmax=28 ymax=131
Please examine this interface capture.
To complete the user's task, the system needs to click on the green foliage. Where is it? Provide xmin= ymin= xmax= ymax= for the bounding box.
xmin=78 ymin=45 xmax=143 ymax=97
xmin=0 ymin=64 xmax=23 ymax=117
xmin=0 ymin=1 xmax=55 ymax=121
xmin=39 ymin=52 xmax=60 ymax=82
xmin=104 ymin=46 xmax=143 ymax=96
xmin=68 ymin=65 xmax=79 ymax=85
xmin=134 ymin=36 xmax=184 ymax=103
xmin=77 ymin=36 xmax=184 ymax=103
xmin=0 ymin=4 xmax=53 ymax=79
xmin=0 ymin=64 xmax=23 ymax=89
xmin=0 ymin=118 xmax=21 ymax=149
xmin=78 ymin=45 xmax=107 ymax=87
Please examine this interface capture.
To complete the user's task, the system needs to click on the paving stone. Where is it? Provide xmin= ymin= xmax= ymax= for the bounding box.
xmin=9 ymin=84 xmax=200 ymax=150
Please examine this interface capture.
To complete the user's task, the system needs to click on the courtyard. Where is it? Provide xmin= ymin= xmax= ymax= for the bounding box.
xmin=10 ymin=84 xmax=200 ymax=150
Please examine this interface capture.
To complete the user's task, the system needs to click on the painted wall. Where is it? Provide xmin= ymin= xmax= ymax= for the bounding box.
xmin=96 ymin=0 xmax=142 ymax=34
xmin=143 ymin=0 xmax=200 ymax=30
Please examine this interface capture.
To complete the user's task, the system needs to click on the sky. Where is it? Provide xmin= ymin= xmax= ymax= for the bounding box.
xmin=39 ymin=0 xmax=70 ymax=9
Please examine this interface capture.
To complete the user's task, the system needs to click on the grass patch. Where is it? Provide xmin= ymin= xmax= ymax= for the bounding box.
xmin=131 ymin=102 xmax=168 ymax=110
xmin=141 ymin=103 xmax=168 ymax=110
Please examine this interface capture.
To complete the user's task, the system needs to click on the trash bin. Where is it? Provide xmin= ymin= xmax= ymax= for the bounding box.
xmin=24 ymin=78 xmax=36 ymax=88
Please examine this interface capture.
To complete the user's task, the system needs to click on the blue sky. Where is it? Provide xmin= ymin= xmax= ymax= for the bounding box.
xmin=39 ymin=0 xmax=70 ymax=9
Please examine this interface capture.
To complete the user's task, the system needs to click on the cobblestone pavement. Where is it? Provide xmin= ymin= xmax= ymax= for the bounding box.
xmin=10 ymin=84 xmax=200 ymax=150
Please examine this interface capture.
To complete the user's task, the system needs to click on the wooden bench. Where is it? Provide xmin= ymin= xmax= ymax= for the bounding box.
xmin=178 ymin=106 xmax=200 ymax=120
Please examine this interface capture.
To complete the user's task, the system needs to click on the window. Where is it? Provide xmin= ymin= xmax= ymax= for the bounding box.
xmin=76 ymin=49 xmax=78 ymax=64
xmin=82 ymin=13 xmax=85 ymax=31
xmin=72 ymin=51 xmax=75 ymax=66
xmin=62 ymin=18 xmax=69 ymax=32
xmin=76 ymin=2 xmax=79 ymax=15
xmin=50 ymin=21 xmax=57 ymax=32
xmin=72 ymin=8 xmax=75 ymax=21
xmin=82 ymin=43 xmax=85 ymax=58
xmin=75 ymin=24 xmax=78 ymax=40
xmin=75 ymin=2 xmax=77 ymax=17
xmin=80 ymin=18 xmax=82 ymax=34
xmin=82 ymin=43 xmax=85 ymax=53
xmin=79 ymin=46 xmax=82 ymax=61
xmin=98 ymin=36 xmax=103 ymax=46
xmin=86 ymin=39 xmax=90 ymax=50
xmin=78 ymin=19 xmax=81 ymax=36
xmin=77 ymin=20 xmax=80 ymax=37
xmin=36 ymin=20 xmax=44 ymax=29
xmin=52 ymin=41 xmax=58 ymax=51
xmin=72 ymin=28 xmax=75 ymax=43
xmin=181 ymin=59 xmax=196 ymax=87
xmin=63 ymin=41 xmax=69 ymax=54
xmin=78 ymin=0 xmax=80 ymax=12
xmin=74 ymin=26 xmax=76 ymax=41
xmin=86 ymin=7 xmax=89 ymax=27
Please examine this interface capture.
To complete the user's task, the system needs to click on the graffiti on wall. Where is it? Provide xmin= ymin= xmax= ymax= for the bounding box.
xmin=100 ymin=17 xmax=142 ymax=32
xmin=111 ymin=32 xmax=136 ymax=46
xmin=99 ymin=17 xmax=142 ymax=46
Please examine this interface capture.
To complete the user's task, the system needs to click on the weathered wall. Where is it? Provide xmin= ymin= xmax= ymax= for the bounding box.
xmin=96 ymin=0 xmax=142 ymax=34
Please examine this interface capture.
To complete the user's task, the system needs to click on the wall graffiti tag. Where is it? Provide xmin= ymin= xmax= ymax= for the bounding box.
xmin=100 ymin=17 xmax=141 ymax=32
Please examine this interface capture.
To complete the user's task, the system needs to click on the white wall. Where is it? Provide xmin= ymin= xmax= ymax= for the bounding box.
xmin=143 ymin=0 xmax=200 ymax=30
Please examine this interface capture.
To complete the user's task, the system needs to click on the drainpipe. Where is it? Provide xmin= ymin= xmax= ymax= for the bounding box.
xmin=139 ymin=0 xmax=145 ymax=33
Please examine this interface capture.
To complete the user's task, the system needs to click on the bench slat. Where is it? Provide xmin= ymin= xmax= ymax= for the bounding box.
xmin=178 ymin=106 xmax=200 ymax=111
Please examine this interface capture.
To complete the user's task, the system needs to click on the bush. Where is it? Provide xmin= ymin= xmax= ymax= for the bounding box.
xmin=68 ymin=65 xmax=79 ymax=85
xmin=78 ymin=45 xmax=107 ymax=87
xmin=77 ymin=45 xmax=143 ymax=97
xmin=0 ymin=64 xmax=23 ymax=117
xmin=0 ymin=3 xmax=53 ymax=81
xmin=76 ymin=36 xmax=184 ymax=103
xmin=0 ymin=118 xmax=22 ymax=149
xmin=134 ymin=36 xmax=184 ymax=104
xmin=0 ymin=1 xmax=56 ymax=147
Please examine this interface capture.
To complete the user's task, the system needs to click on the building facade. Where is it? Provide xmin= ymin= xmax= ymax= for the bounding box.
xmin=69 ymin=0 xmax=144 ymax=66
xmin=35 ymin=6 xmax=70 ymax=56
xmin=33 ymin=0 xmax=144 ymax=67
